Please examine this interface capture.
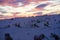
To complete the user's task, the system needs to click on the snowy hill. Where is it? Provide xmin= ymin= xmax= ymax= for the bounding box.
xmin=0 ymin=14 xmax=60 ymax=40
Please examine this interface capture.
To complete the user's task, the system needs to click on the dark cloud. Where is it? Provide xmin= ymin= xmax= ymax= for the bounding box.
xmin=0 ymin=0 xmax=3 ymax=3
xmin=0 ymin=0 xmax=16 ymax=3
xmin=36 ymin=3 xmax=48 ymax=8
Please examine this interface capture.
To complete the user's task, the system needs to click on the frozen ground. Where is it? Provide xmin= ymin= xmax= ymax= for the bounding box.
xmin=0 ymin=14 xmax=60 ymax=40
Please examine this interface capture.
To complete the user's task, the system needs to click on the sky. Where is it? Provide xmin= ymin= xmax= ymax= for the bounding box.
xmin=0 ymin=0 xmax=60 ymax=19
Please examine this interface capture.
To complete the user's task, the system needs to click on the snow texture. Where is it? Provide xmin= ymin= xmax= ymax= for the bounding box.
xmin=0 ymin=14 xmax=60 ymax=40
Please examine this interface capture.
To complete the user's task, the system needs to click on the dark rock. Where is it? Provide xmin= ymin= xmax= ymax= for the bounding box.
xmin=14 ymin=23 xmax=21 ymax=28
xmin=39 ymin=34 xmax=45 ymax=40
xmin=34 ymin=35 xmax=39 ymax=40
xmin=5 ymin=33 xmax=13 ymax=40
xmin=44 ymin=21 xmax=49 ymax=27
xmin=51 ymin=33 xmax=60 ymax=40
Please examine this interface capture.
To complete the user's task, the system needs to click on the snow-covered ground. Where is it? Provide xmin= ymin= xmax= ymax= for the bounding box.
xmin=0 ymin=14 xmax=60 ymax=40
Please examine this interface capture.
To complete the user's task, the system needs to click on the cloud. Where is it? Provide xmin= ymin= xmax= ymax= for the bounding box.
xmin=49 ymin=0 xmax=60 ymax=1
xmin=36 ymin=3 xmax=49 ymax=8
xmin=43 ymin=1 xmax=60 ymax=12
xmin=0 ymin=2 xmax=41 ymax=13
xmin=0 ymin=0 xmax=60 ymax=19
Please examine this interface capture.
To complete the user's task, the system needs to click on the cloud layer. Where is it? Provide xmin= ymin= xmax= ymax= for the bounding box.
xmin=0 ymin=0 xmax=60 ymax=19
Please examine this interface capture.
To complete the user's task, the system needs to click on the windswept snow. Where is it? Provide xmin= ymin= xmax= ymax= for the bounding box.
xmin=0 ymin=14 xmax=60 ymax=40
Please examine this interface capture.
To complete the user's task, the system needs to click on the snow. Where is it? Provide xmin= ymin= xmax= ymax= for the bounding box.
xmin=0 ymin=14 xmax=60 ymax=40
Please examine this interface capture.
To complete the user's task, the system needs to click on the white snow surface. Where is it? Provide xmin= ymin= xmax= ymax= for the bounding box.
xmin=0 ymin=14 xmax=60 ymax=40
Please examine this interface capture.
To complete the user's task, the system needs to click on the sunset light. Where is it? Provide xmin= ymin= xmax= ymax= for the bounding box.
xmin=0 ymin=0 xmax=60 ymax=40
xmin=0 ymin=0 xmax=60 ymax=20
